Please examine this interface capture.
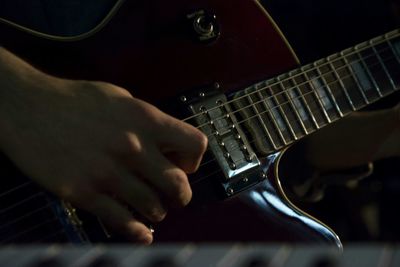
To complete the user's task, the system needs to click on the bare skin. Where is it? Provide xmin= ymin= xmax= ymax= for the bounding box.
xmin=0 ymin=47 xmax=399 ymax=243
xmin=302 ymin=105 xmax=400 ymax=172
xmin=0 ymin=47 xmax=207 ymax=244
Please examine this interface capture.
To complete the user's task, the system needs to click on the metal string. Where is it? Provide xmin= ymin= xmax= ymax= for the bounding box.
xmin=195 ymin=50 xmax=399 ymax=162
xmin=195 ymin=45 xmax=397 ymax=135
xmin=0 ymin=51 xmax=397 ymax=237
xmin=0 ymin=181 xmax=32 ymax=198
xmin=0 ymin=217 xmax=59 ymax=244
xmin=0 ymin=31 xmax=398 ymax=242
xmin=0 ymin=203 xmax=53 ymax=232
xmin=182 ymin=30 xmax=399 ymax=126
xmin=194 ymin=54 xmax=399 ymax=172
xmin=0 ymin=192 xmax=45 ymax=214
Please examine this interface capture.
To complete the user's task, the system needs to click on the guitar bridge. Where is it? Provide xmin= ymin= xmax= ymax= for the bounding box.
xmin=181 ymin=85 xmax=265 ymax=196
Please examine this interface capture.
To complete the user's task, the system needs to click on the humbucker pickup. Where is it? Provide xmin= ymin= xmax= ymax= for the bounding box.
xmin=181 ymin=86 xmax=265 ymax=197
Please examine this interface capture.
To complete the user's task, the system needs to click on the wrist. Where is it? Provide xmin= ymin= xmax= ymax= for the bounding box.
xmin=0 ymin=47 xmax=53 ymax=149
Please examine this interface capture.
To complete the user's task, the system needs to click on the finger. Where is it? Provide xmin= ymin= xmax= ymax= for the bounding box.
xmin=117 ymin=171 xmax=167 ymax=223
xmin=157 ymin=117 xmax=208 ymax=173
xmin=129 ymin=145 xmax=192 ymax=207
xmin=70 ymin=190 xmax=153 ymax=244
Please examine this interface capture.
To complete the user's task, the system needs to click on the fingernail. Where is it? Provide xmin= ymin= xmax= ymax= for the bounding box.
xmin=139 ymin=233 xmax=153 ymax=245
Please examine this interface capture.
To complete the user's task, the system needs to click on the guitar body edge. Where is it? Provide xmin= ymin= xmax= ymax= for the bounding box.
xmin=155 ymin=151 xmax=342 ymax=248
xmin=0 ymin=0 xmax=341 ymax=247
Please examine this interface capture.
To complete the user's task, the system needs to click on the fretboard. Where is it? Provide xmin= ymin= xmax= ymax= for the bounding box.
xmin=232 ymin=29 xmax=400 ymax=154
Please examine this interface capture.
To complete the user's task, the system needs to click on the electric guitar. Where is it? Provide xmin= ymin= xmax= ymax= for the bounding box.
xmin=0 ymin=0 xmax=399 ymax=248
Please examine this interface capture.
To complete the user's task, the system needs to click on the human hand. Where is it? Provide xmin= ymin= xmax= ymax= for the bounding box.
xmin=0 ymin=72 xmax=207 ymax=244
xmin=374 ymin=103 xmax=400 ymax=160
xmin=302 ymin=104 xmax=399 ymax=172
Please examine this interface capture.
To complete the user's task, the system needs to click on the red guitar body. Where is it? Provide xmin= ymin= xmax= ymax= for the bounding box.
xmin=0 ymin=0 xmax=341 ymax=247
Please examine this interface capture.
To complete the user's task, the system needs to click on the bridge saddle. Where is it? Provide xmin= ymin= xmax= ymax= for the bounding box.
xmin=181 ymin=85 xmax=266 ymax=196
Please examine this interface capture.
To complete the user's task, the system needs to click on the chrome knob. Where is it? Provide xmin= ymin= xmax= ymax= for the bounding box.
xmin=187 ymin=10 xmax=220 ymax=42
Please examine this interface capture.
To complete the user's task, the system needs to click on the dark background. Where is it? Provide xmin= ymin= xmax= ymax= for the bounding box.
xmin=1 ymin=0 xmax=399 ymax=243
xmin=261 ymin=0 xmax=400 ymax=242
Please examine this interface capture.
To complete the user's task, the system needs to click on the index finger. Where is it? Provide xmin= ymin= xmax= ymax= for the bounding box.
xmin=156 ymin=116 xmax=208 ymax=173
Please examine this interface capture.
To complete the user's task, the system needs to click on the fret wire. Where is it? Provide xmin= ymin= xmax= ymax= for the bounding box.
xmin=236 ymin=60 xmax=396 ymax=151
xmin=255 ymin=90 xmax=288 ymax=145
xmin=387 ymin=39 xmax=400 ymax=64
xmin=208 ymin=52 xmax=395 ymax=144
xmin=0 ymin=203 xmax=53 ymax=232
xmin=246 ymin=93 xmax=279 ymax=150
xmin=356 ymin=51 xmax=383 ymax=97
xmin=314 ymin=63 xmax=344 ymax=117
xmin=195 ymin=46 xmax=395 ymax=133
xmin=302 ymin=71 xmax=331 ymax=123
xmin=372 ymin=45 xmax=397 ymax=91
xmin=1 ymin=217 xmax=59 ymax=244
xmin=267 ymin=85 xmax=298 ymax=140
xmin=289 ymin=76 xmax=320 ymax=129
xmin=0 ymin=182 xmax=33 ymax=199
xmin=195 ymin=57 xmax=399 ymax=181
xmin=341 ymin=52 xmax=370 ymax=104
xmin=327 ymin=59 xmax=357 ymax=111
xmin=279 ymin=81 xmax=309 ymax=135
xmin=182 ymin=30 xmax=400 ymax=125
xmin=0 ymin=192 xmax=44 ymax=215
xmin=242 ymin=57 xmax=393 ymax=146
xmin=0 ymin=34 xmax=398 ymax=244
xmin=197 ymin=56 xmax=400 ymax=177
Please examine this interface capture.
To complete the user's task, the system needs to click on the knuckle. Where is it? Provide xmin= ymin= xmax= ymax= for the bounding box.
xmin=54 ymin=184 xmax=75 ymax=200
xmin=119 ymin=133 xmax=143 ymax=155
xmin=148 ymin=207 xmax=167 ymax=222
xmin=127 ymin=223 xmax=153 ymax=244
xmin=169 ymin=169 xmax=192 ymax=206
xmin=126 ymin=134 xmax=142 ymax=154
xmin=66 ymin=187 xmax=97 ymax=209
xmin=194 ymin=130 xmax=208 ymax=154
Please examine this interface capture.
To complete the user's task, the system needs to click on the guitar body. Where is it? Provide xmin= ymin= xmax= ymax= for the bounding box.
xmin=0 ymin=0 xmax=341 ymax=247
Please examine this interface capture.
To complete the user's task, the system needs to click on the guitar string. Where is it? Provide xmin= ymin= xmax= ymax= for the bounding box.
xmin=192 ymin=64 xmax=400 ymax=185
xmin=0 ymin=181 xmax=32 ymax=198
xmin=190 ymin=63 xmax=400 ymax=184
xmin=0 ymin=203 xmax=53 ymax=231
xmin=0 ymin=191 xmax=76 ymax=244
xmin=181 ymin=30 xmax=400 ymax=124
xmin=0 ymin=187 xmax=56 ymax=241
xmin=194 ymin=45 xmax=397 ymax=134
xmin=0 ymin=54 xmax=397 ymax=233
xmin=190 ymin=69 xmax=400 ymax=186
xmin=0 ymin=217 xmax=60 ymax=244
xmin=0 ymin=55 xmax=397 ymax=243
xmin=182 ymin=32 xmax=400 ymax=125
xmin=0 ymin=38 xmax=398 ymax=239
xmin=0 ymin=192 xmax=45 ymax=214
xmin=0 ymin=60 xmax=362 ymax=203
xmin=195 ymin=52 xmax=399 ymax=166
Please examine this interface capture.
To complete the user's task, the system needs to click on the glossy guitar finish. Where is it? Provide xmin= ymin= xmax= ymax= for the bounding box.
xmin=0 ymin=0 xmax=342 ymax=247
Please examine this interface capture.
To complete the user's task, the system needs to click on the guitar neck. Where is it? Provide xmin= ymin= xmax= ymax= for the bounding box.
xmin=232 ymin=29 xmax=400 ymax=154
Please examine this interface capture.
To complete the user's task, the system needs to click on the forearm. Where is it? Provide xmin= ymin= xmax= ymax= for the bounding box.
xmin=0 ymin=47 xmax=40 ymax=118
xmin=0 ymin=47 xmax=44 ymax=97
xmin=0 ymin=47 xmax=56 ymax=151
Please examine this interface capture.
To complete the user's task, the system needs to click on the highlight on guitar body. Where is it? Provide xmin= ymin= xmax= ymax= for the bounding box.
xmin=0 ymin=0 xmax=399 ymax=247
